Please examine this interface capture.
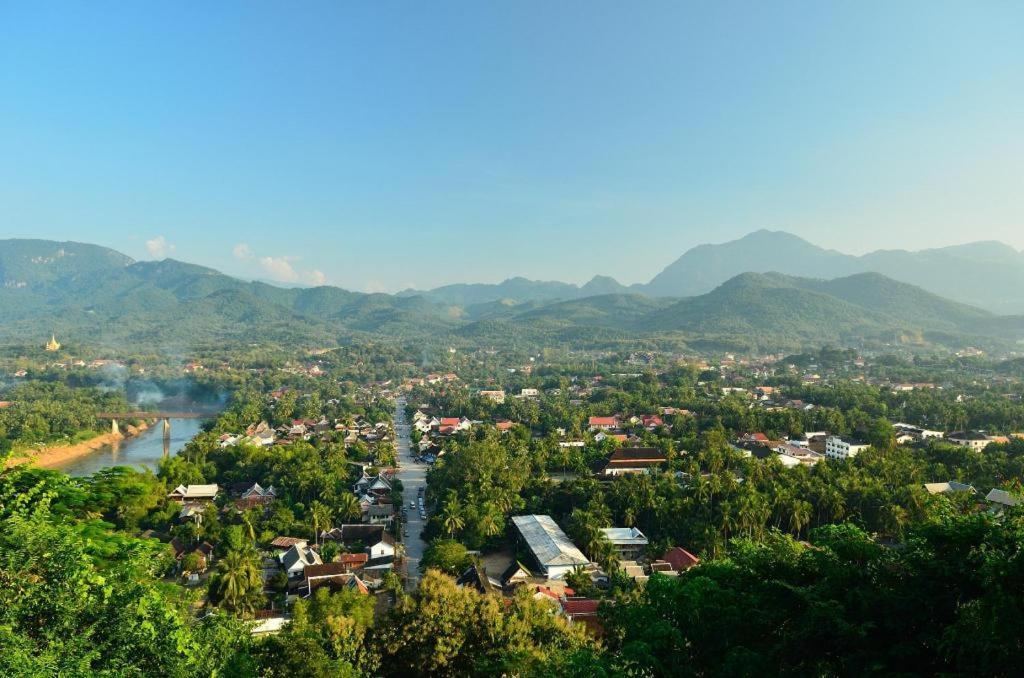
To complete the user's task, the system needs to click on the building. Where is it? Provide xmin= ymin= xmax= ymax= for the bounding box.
xmin=600 ymin=527 xmax=649 ymax=561
xmin=947 ymin=432 xmax=993 ymax=452
xmin=600 ymin=447 xmax=667 ymax=476
xmin=280 ymin=543 xmax=322 ymax=578
xmin=659 ymin=546 xmax=701 ymax=572
xmin=985 ymin=488 xmax=1019 ymax=511
xmin=479 ymin=390 xmax=506 ymax=404
xmin=824 ymin=436 xmax=870 ymax=460
xmin=588 ymin=416 xmax=619 ymax=431
xmin=45 ymin=334 xmax=61 ymax=352
xmin=923 ymin=481 xmax=976 ymax=495
xmin=303 ymin=563 xmax=369 ymax=595
xmin=320 ymin=525 xmax=396 ymax=559
xmin=167 ymin=484 xmax=220 ymax=503
xmin=511 ymin=514 xmax=590 ymax=579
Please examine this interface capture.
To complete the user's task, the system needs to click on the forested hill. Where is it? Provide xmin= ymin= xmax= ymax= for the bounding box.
xmin=1 ymin=238 xmax=1022 ymax=352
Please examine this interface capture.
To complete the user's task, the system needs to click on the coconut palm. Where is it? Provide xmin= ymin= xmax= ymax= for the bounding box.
xmin=310 ymin=500 xmax=333 ymax=543
xmin=211 ymin=548 xmax=263 ymax=616
xmin=336 ymin=492 xmax=362 ymax=522
xmin=440 ymin=496 xmax=465 ymax=538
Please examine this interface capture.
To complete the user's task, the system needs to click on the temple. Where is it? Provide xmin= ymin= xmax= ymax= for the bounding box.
xmin=45 ymin=334 xmax=61 ymax=352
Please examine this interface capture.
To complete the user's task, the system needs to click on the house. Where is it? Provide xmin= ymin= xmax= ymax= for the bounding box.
xmin=588 ymin=416 xmax=619 ymax=431
xmin=985 ymin=488 xmax=1019 ymax=511
xmin=280 ymin=543 xmax=323 ymax=578
xmin=824 ymin=436 xmax=870 ymax=460
xmin=167 ymin=484 xmax=219 ymax=504
xmin=947 ymin=431 xmax=993 ymax=452
xmin=923 ymin=481 xmax=976 ymax=495
xmin=366 ymin=503 xmax=395 ymax=524
xmin=894 ymin=423 xmax=944 ymax=441
xmin=269 ymin=536 xmax=308 ymax=552
xmin=320 ymin=525 xmax=396 ymax=559
xmin=495 ymin=420 xmax=514 ymax=433
xmin=640 ymin=415 xmax=664 ymax=430
xmin=456 ymin=564 xmax=498 ymax=594
xmin=511 ymin=514 xmax=590 ymax=579
xmin=519 ymin=388 xmax=540 ymax=398
xmin=659 ymin=546 xmax=701 ymax=572
xmin=600 ymin=447 xmax=667 ymax=476
xmin=500 ymin=560 xmax=534 ymax=589
xmin=559 ymin=598 xmax=602 ymax=635
xmin=773 ymin=442 xmax=824 ymax=467
xmin=303 ymin=563 xmax=370 ymax=595
xmin=335 ymin=552 xmax=369 ymax=573
xmin=439 ymin=417 xmax=471 ymax=433
xmin=479 ymin=390 xmax=506 ymax=404
xmin=600 ymin=527 xmax=649 ymax=561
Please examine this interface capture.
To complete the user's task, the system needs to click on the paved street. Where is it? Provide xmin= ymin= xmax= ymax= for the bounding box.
xmin=393 ymin=396 xmax=428 ymax=589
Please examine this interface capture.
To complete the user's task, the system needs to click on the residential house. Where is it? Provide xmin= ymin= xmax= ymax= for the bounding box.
xmin=986 ymin=488 xmax=1019 ymax=512
xmin=660 ymin=546 xmax=701 ymax=572
xmin=924 ymin=481 xmax=977 ymax=495
xmin=500 ymin=561 xmax=534 ymax=589
xmin=456 ymin=564 xmax=498 ymax=594
xmin=479 ymin=390 xmax=506 ymax=404
xmin=280 ymin=543 xmax=323 ymax=578
xmin=588 ymin=416 xmax=619 ymax=431
xmin=320 ymin=525 xmax=396 ymax=559
xmin=303 ymin=563 xmax=370 ymax=595
xmin=947 ymin=431 xmax=993 ymax=452
xmin=600 ymin=527 xmax=649 ymax=561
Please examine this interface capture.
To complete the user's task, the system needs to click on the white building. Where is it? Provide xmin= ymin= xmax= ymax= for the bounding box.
xmin=947 ymin=432 xmax=992 ymax=452
xmin=600 ymin=527 xmax=649 ymax=561
xmin=511 ymin=515 xmax=590 ymax=579
xmin=824 ymin=436 xmax=870 ymax=460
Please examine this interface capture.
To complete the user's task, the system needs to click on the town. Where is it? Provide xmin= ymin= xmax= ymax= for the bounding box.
xmin=4 ymin=336 xmax=1024 ymax=674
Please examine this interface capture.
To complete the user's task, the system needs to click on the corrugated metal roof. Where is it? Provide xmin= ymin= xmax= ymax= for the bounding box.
xmin=512 ymin=515 xmax=589 ymax=569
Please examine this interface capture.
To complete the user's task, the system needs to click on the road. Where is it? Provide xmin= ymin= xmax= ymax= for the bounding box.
xmin=393 ymin=395 xmax=429 ymax=590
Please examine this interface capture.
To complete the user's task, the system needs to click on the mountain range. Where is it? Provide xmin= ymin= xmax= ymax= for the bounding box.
xmin=403 ymin=230 xmax=1024 ymax=314
xmin=1 ymin=236 xmax=1023 ymax=352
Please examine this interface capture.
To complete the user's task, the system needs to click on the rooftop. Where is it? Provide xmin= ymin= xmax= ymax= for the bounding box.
xmin=512 ymin=515 xmax=589 ymax=569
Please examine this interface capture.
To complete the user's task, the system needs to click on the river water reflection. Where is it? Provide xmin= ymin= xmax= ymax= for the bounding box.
xmin=55 ymin=418 xmax=206 ymax=477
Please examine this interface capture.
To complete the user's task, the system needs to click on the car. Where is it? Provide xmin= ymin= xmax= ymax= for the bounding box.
xmin=410 ymin=501 xmax=415 ymax=508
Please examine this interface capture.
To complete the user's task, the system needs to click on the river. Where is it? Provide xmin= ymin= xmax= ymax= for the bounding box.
xmin=54 ymin=418 xmax=206 ymax=477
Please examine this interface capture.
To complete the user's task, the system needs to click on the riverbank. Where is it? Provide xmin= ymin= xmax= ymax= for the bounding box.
xmin=5 ymin=420 xmax=151 ymax=470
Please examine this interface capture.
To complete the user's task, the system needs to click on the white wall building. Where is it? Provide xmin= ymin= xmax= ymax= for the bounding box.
xmin=825 ymin=436 xmax=870 ymax=460
xmin=512 ymin=514 xmax=590 ymax=579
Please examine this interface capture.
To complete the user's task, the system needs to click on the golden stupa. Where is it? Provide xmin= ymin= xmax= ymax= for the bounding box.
xmin=45 ymin=334 xmax=61 ymax=352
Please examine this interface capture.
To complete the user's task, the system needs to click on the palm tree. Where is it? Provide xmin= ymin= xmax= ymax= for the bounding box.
xmin=310 ymin=500 xmax=333 ymax=543
xmin=440 ymin=497 xmax=465 ymax=538
xmin=789 ymin=500 xmax=812 ymax=538
xmin=212 ymin=548 xmax=263 ymax=616
xmin=478 ymin=508 xmax=502 ymax=539
xmin=336 ymin=493 xmax=362 ymax=522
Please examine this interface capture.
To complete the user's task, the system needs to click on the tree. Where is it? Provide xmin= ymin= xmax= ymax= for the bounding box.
xmin=440 ymin=494 xmax=465 ymax=538
xmin=419 ymin=539 xmax=469 ymax=575
xmin=310 ymin=500 xmax=333 ymax=543
xmin=210 ymin=547 xmax=264 ymax=616
xmin=336 ymin=493 xmax=363 ymax=522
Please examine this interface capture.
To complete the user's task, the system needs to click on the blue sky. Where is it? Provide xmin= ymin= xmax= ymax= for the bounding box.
xmin=1 ymin=2 xmax=1021 ymax=291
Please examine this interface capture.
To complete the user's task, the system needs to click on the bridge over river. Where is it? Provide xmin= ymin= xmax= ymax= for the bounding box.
xmin=95 ymin=411 xmax=218 ymax=436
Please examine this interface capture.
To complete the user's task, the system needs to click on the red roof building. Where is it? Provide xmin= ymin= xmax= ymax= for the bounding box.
xmin=661 ymin=546 xmax=700 ymax=572
xmin=588 ymin=416 xmax=619 ymax=429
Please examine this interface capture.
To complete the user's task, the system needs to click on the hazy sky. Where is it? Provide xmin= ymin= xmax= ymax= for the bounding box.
xmin=2 ymin=2 xmax=1022 ymax=291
